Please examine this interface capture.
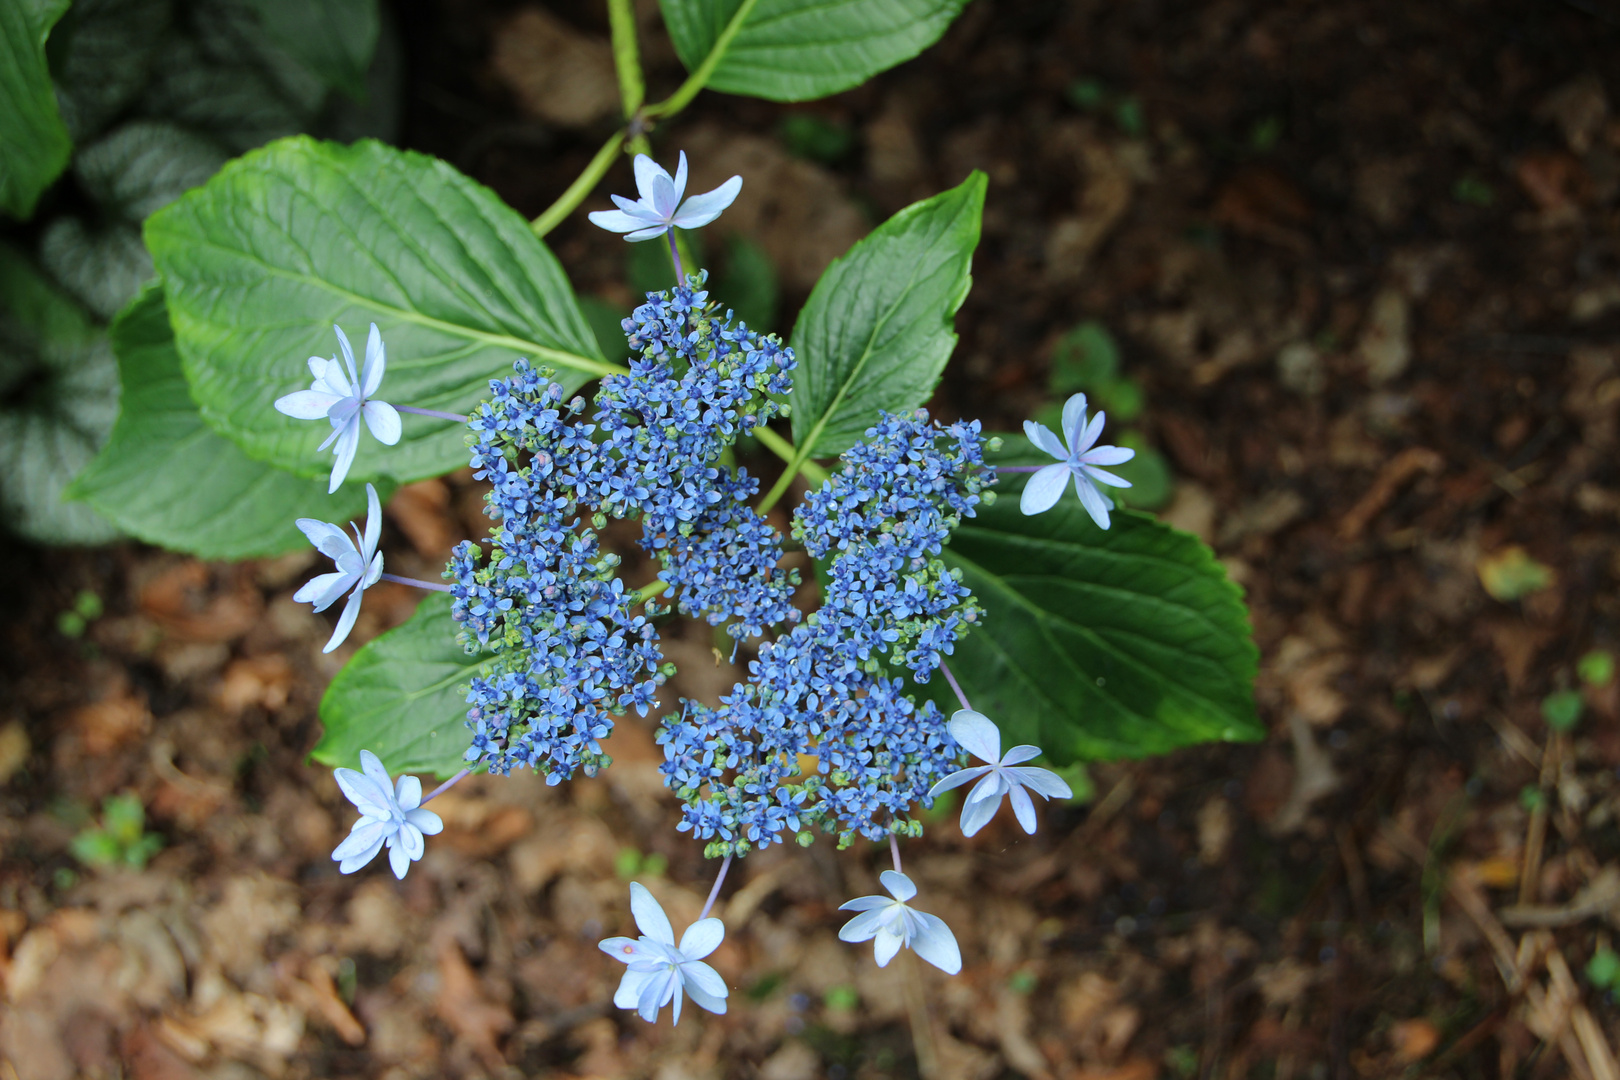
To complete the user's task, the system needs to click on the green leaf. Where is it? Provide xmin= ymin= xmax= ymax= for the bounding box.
xmin=313 ymin=592 xmax=485 ymax=779
xmin=49 ymin=0 xmax=173 ymax=143
xmin=66 ymin=284 xmax=373 ymax=559
xmin=790 ymin=172 xmax=984 ymax=458
xmin=0 ymin=243 xmax=120 ymax=544
xmin=38 ymin=217 xmax=153 ymax=321
xmin=145 ymin=136 xmax=612 ymax=485
xmin=140 ymin=32 xmax=310 ymax=154
xmin=75 ymin=120 xmax=230 ymax=223
xmin=0 ymin=0 xmax=72 ymax=218
xmin=660 ymin=0 xmax=969 ymax=103
xmin=1114 ymin=434 xmax=1172 ymax=511
xmin=243 ymin=0 xmax=378 ymax=100
xmin=938 ymin=495 xmax=1261 ymax=764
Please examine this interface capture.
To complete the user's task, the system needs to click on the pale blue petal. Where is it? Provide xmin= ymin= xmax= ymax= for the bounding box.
xmin=910 ymin=912 xmax=962 ymax=974
xmin=872 ymin=928 xmax=903 ymax=967
xmin=361 ymin=324 xmax=385 ymax=397
xmin=589 ymin=209 xmax=650 ymax=234
xmin=328 ymin=420 xmax=361 ymax=493
xmin=332 ymin=818 xmax=389 ymax=862
xmin=276 ymin=389 xmax=342 ymax=419
xmin=359 ymin=750 xmax=393 ymax=795
xmin=363 ymin=400 xmax=401 ymax=445
xmin=947 ymin=710 xmax=1001 ymax=763
xmin=880 ymin=870 xmax=916 ymax=902
xmin=364 ymin=550 xmax=384 ymax=589
xmin=962 ymin=769 xmax=1007 ymax=807
xmin=334 ymin=767 xmax=392 ymax=817
xmin=297 ymin=518 xmax=356 ymax=562
xmin=927 ymin=765 xmax=992 ymax=797
xmin=405 ymin=806 xmax=443 ymax=834
xmin=361 ymin=484 xmax=382 ymax=559
xmin=1074 ymin=475 xmax=1113 ymax=529
xmin=387 ymin=837 xmax=411 ymax=879
xmin=600 ymin=937 xmax=647 ymax=965
xmin=678 ymin=917 xmax=724 ymax=960
xmin=1023 ymin=418 xmax=1067 ymax=461
xmin=1009 ymin=766 xmax=1072 ymax=800
xmin=959 ymin=786 xmax=1002 ymax=837
xmin=1081 ymin=444 xmax=1134 ymax=466
xmin=669 ymin=981 xmax=685 ymax=1025
xmin=397 ymin=823 xmax=426 ymax=861
xmin=838 ymin=895 xmax=890 ymax=913
xmin=393 ymin=774 xmax=422 ymax=810
xmin=999 ymin=745 xmax=1042 ymax=766
xmin=335 ymin=824 xmax=388 ymax=873
xmin=629 ymin=882 xmax=675 ymax=945
xmin=294 ymin=571 xmax=352 ymax=612
xmin=334 ymin=324 xmax=358 ymax=387
xmin=632 ymin=153 xmax=667 ymax=204
xmin=1019 ymin=462 xmax=1069 ymax=515
xmin=323 ymin=581 xmax=366 ymax=652
xmin=1060 ymin=394 xmax=1089 ymax=450
xmin=614 ymin=966 xmax=657 ymax=1008
xmin=671 ymin=175 xmax=742 ymax=229
xmin=684 ymin=978 xmax=727 ymax=1016
xmin=671 ymin=151 xmax=689 ymax=204
xmin=838 ymin=907 xmax=888 ymax=943
xmin=679 ymin=958 xmax=727 ymax=1001
xmin=637 ymin=968 xmax=677 ymax=1023
xmin=1073 ymin=410 xmax=1107 ymax=455
xmin=1007 ymin=784 xmax=1038 ymax=834
xmin=649 ymin=172 xmax=679 ymax=219
xmin=625 ymin=224 xmax=670 ymax=241
xmin=1082 ymin=463 xmax=1132 ymax=489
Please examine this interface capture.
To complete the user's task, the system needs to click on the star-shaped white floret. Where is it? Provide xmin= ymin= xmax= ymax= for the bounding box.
xmin=838 ymin=870 xmax=961 ymax=974
xmin=275 ymin=323 xmax=401 ymax=493
xmin=588 ymin=152 xmax=743 ymax=242
xmin=330 ymin=749 xmax=444 ymax=879
xmin=293 ymin=482 xmax=383 ymax=653
xmin=928 ymin=710 xmax=1072 ymax=837
xmin=598 ymin=882 xmax=729 ymax=1024
xmin=1020 ymin=392 xmax=1134 ymax=528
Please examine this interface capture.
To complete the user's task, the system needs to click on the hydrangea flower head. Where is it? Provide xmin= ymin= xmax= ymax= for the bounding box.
xmin=599 ymin=882 xmax=729 ymax=1024
xmin=928 ymin=710 xmax=1072 ymax=837
xmin=330 ymin=749 xmax=444 ymax=879
xmin=838 ymin=870 xmax=961 ymax=974
xmin=588 ymin=152 xmax=743 ymax=241
xmin=1021 ymin=392 xmax=1133 ymax=528
xmin=294 ymin=482 xmax=383 ymax=653
xmin=275 ymin=323 xmax=401 ymax=493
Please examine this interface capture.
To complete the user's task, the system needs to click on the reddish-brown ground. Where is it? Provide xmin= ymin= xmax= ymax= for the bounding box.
xmin=4 ymin=1 xmax=1620 ymax=1077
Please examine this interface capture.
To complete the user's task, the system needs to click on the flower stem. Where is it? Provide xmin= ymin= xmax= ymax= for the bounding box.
xmin=422 ymin=767 xmax=471 ymax=804
xmin=630 ymin=579 xmax=670 ymax=606
xmin=889 ymin=833 xmax=903 ymax=873
xmin=699 ymin=852 xmax=734 ymax=920
xmin=606 ymin=0 xmax=644 ymax=117
xmin=938 ymin=660 xmax=972 ymax=712
xmin=666 ymin=230 xmax=685 ymax=283
xmin=752 ymin=426 xmax=830 ymax=498
xmin=531 ymin=129 xmax=627 ymax=237
xmin=642 ymin=0 xmax=764 ymax=119
xmin=396 ymin=405 xmax=468 ymax=422
xmin=995 ymin=465 xmax=1044 ymax=473
xmin=381 ymin=573 xmax=453 ymax=594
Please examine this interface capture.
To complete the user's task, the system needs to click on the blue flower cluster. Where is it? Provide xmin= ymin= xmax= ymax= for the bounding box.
xmin=595 ymin=283 xmax=800 ymax=641
xmin=449 ymin=280 xmax=802 ymax=781
xmin=657 ymin=411 xmax=994 ymax=853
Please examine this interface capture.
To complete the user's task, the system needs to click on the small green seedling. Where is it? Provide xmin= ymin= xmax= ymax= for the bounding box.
xmin=69 ymin=793 xmax=163 ymax=870
xmin=1541 ymin=689 xmax=1583 ymax=733
xmin=1578 ymin=650 xmax=1615 ymax=688
xmin=613 ymin=846 xmax=668 ymax=880
xmin=1453 ymin=175 xmax=1495 ymax=207
xmin=57 ymin=589 xmax=103 ymax=638
xmin=1587 ymin=946 xmax=1619 ymax=991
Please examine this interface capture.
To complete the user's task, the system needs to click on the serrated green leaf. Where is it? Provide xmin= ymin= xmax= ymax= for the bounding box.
xmin=75 ymin=120 xmax=230 ymax=222
xmin=0 ymin=0 xmax=71 ymax=218
xmin=192 ymin=0 xmax=326 ymax=117
xmin=660 ymin=0 xmax=969 ymax=103
xmin=49 ymin=0 xmax=173 ymax=142
xmin=313 ymin=591 xmax=486 ymax=778
xmin=0 ymin=244 xmax=119 ymax=544
xmin=938 ymin=494 xmax=1260 ymax=764
xmin=145 ymin=136 xmax=613 ymax=485
xmin=790 ymin=172 xmax=983 ymax=458
xmin=244 ymin=0 xmax=377 ymax=100
xmin=67 ymin=284 xmax=373 ymax=558
xmin=39 ymin=217 xmax=153 ymax=320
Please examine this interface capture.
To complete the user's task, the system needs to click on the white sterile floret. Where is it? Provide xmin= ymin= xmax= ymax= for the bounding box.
xmin=330 ymin=749 xmax=444 ymax=879
xmin=275 ymin=323 xmax=401 ymax=493
xmin=838 ymin=870 xmax=961 ymax=974
xmin=294 ymin=482 xmax=384 ymax=653
xmin=588 ymin=151 xmax=743 ymax=242
xmin=1020 ymin=392 xmax=1134 ymax=528
xmin=928 ymin=710 xmax=1072 ymax=837
xmin=598 ymin=882 xmax=730 ymax=1024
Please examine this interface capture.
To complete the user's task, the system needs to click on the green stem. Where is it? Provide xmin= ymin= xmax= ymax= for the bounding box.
xmin=631 ymin=579 xmax=670 ymax=605
xmin=643 ymin=0 xmax=763 ymax=119
xmin=606 ymin=0 xmax=644 ymax=116
xmin=531 ymin=129 xmax=626 ymax=237
xmin=755 ymin=428 xmax=830 ymax=513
